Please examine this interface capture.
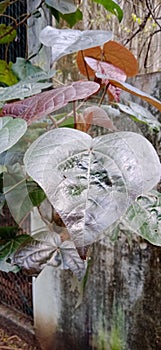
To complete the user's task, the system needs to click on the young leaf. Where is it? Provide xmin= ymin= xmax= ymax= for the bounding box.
xmin=117 ymin=101 xmax=161 ymax=131
xmin=1 ymin=81 xmax=100 ymax=124
xmin=24 ymin=128 xmax=160 ymax=248
xmin=118 ymin=191 xmax=161 ymax=246
xmin=84 ymin=57 xmax=126 ymax=101
xmin=39 ymin=26 xmax=113 ymax=62
xmin=93 ymin=0 xmax=123 ymax=22
xmin=0 ymin=117 xmax=27 ymax=154
xmin=109 ymin=79 xmax=161 ymax=112
xmin=0 ymin=24 xmax=16 ymax=44
xmin=77 ymin=41 xmax=138 ymax=78
xmin=85 ymin=57 xmax=126 ymax=82
xmin=45 ymin=0 xmax=76 ymax=14
xmin=76 ymin=106 xmax=117 ymax=132
xmin=82 ymin=106 xmax=117 ymax=130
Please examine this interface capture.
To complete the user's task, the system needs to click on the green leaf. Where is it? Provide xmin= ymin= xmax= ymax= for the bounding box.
xmin=47 ymin=6 xmax=60 ymax=22
xmin=118 ymin=191 xmax=161 ymax=246
xmin=45 ymin=0 xmax=76 ymax=14
xmin=117 ymin=101 xmax=161 ymax=131
xmin=0 ymin=0 xmax=10 ymax=14
xmin=3 ymin=163 xmax=35 ymax=225
xmin=93 ymin=0 xmax=123 ymax=22
xmin=2 ymin=131 xmax=48 ymax=224
xmin=0 ymin=24 xmax=17 ymax=44
xmin=24 ymin=128 xmax=160 ymax=248
xmin=27 ymin=181 xmax=46 ymax=206
xmin=60 ymin=9 xmax=83 ymax=28
xmin=11 ymin=58 xmax=44 ymax=81
xmin=0 ymin=234 xmax=30 ymax=262
xmin=0 ymin=225 xmax=18 ymax=240
xmin=0 ymin=117 xmax=27 ymax=154
xmin=0 ymin=60 xmax=18 ymax=86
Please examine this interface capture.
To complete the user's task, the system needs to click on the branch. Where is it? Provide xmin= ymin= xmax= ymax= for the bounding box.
xmin=144 ymin=29 xmax=161 ymax=68
xmin=124 ymin=11 xmax=151 ymax=45
xmin=145 ymin=0 xmax=161 ymax=30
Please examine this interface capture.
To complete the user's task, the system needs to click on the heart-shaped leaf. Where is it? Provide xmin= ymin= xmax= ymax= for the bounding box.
xmin=77 ymin=41 xmax=138 ymax=78
xmin=13 ymin=231 xmax=86 ymax=280
xmin=0 ymin=117 xmax=27 ymax=154
xmin=45 ymin=0 xmax=76 ymax=14
xmin=39 ymin=26 xmax=112 ymax=62
xmin=1 ymin=81 xmax=100 ymax=124
xmin=24 ymin=128 xmax=160 ymax=248
xmin=118 ymin=191 xmax=161 ymax=246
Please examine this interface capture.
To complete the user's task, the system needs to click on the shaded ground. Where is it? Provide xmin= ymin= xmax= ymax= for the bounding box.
xmin=0 ymin=328 xmax=37 ymax=350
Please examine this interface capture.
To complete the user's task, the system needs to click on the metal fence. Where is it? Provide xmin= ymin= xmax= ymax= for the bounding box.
xmin=0 ymin=1 xmax=33 ymax=321
xmin=0 ymin=270 xmax=33 ymax=319
xmin=0 ymin=0 xmax=27 ymax=62
xmin=0 ymin=206 xmax=33 ymax=320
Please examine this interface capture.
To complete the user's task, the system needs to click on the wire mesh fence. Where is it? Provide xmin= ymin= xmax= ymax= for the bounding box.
xmin=0 ymin=0 xmax=27 ymax=62
xmin=0 ymin=1 xmax=33 ymax=321
xmin=0 ymin=270 xmax=33 ymax=319
xmin=0 ymin=206 xmax=33 ymax=320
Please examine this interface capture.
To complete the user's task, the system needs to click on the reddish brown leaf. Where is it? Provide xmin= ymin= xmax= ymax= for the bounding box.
xmin=77 ymin=46 xmax=102 ymax=77
xmin=103 ymin=41 xmax=138 ymax=77
xmin=0 ymin=81 xmax=100 ymax=124
xmin=76 ymin=40 xmax=138 ymax=78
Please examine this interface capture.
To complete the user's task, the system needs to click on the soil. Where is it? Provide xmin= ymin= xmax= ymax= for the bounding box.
xmin=0 ymin=328 xmax=37 ymax=350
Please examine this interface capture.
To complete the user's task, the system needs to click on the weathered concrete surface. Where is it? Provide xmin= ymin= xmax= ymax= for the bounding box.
xmin=34 ymin=235 xmax=161 ymax=350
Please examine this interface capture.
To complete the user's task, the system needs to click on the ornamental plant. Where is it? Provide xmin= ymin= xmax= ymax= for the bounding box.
xmin=0 ymin=1 xmax=161 ymax=281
